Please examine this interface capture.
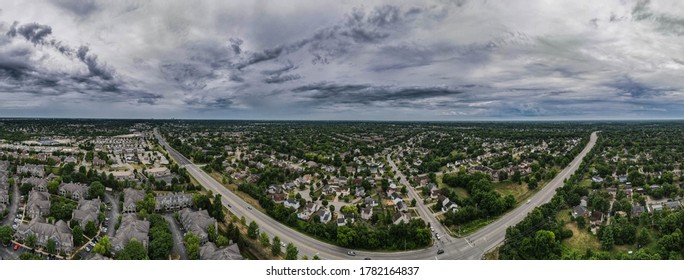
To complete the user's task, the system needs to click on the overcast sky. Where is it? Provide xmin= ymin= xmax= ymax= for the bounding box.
xmin=0 ymin=0 xmax=683 ymax=120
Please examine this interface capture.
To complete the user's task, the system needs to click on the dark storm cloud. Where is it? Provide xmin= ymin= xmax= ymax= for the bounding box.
xmin=0 ymin=20 xmax=159 ymax=105
xmin=76 ymin=46 xmax=114 ymax=80
xmin=235 ymin=39 xmax=309 ymax=70
xmin=260 ymin=61 xmax=297 ymax=76
xmin=7 ymin=22 xmax=53 ymax=44
xmin=159 ymin=63 xmax=214 ymax=90
xmin=263 ymin=74 xmax=301 ymax=84
xmin=183 ymin=96 xmax=234 ymax=109
xmin=7 ymin=21 xmax=114 ymax=80
xmin=235 ymin=4 xmax=420 ymax=70
xmin=260 ymin=61 xmax=301 ymax=84
xmin=229 ymin=37 xmax=243 ymax=54
xmin=606 ymin=76 xmax=672 ymax=98
xmin=292 ymin=82 xmax=463 ymax=106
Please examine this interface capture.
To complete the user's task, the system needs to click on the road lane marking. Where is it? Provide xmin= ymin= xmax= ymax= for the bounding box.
xmin=465 ymin=238 xmax=474 ymax=247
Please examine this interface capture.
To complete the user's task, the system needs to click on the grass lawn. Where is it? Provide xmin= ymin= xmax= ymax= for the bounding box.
xmin=578 ymin=178 xmax=592 ymax=188
xmin=207 ymin=172 xmax=264 ymax=212
xmin=493 ymin=181 xmax=532 ymax=203
xmin=450 ymin=218 xmax=496 ymax=237
xmin=562 ymin=221 xmax=600 ymax=252
xmin=436 ymin=174 xmax=470 ymax=198
xmin=107 ymin=166 xmax=129 ymax=171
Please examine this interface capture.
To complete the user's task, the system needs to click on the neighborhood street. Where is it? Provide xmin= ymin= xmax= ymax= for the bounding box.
xmin=164 ymin=214 xmax=187 ymax=260
xmin=156 ymin=128 xmax=597 ymax=260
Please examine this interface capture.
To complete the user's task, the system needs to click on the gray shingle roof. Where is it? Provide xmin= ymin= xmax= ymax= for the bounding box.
xmin=200 ymin=242 xmax=243 ymax=260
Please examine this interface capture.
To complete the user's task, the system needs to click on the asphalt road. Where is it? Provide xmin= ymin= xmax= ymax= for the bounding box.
xmin=2 ymin=178 xmax=19 ymax=227
xmin=155 ymin=128 xmax=597 ymax=260
xmin=104 ymin=192 xmax=120 ymax=237
xmin=386 ymin=154 xmax=454 ymax=246
xmin=164 ymin=214 xmax=187 ymax=260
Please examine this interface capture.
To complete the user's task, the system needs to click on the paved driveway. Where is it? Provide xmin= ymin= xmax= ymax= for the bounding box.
xmin=1 ymin=178 xmax=19 ymax=227
xmin=104 ymin=192 xmax=120 ymax=237
xmin=163 ymin=214 xmax=187 ymax=260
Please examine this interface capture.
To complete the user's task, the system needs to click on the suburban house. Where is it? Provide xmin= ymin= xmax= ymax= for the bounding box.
xmin=665 ymin=201 xmax=681 ymax=211
xmin=71 ymin=199 xmax=102 ymax=227
xmin=297 ymin=202 xmax=319 ymax=220
xmin=438 ymin=195 xmax=450 ymax=208
xmin=284 ymin=198 xmax=300 ymax=209
xmin=416 ymin=174 xmax=429 ymax=186
xmin=339 ymin=186 xmax=350 ymax=196
xmin=428 ymin=183 xmax=440 ymax=198
xmin=267 ymin=185 xmax=282 ymax=194
xmin=111 ymin=214 xmax=150 ymax=253
xmin=343 ymin=212 xmax=355 ymax=224
xmin=591 ymin=176 xmax=604 ymax=183
xmin=22 ymin=177 xmax=48 ymax=192
xmin=648 ymin=203 xmax=664 ymax=213
xmin=590 ymin=211 xmax=604 ymax=225
xmin=18 ymin=164 xmax=45 ymax=177
xmin=396 ymin=201 xmax=408 ymax=212
xmin=386 ymin=183 xmax=398 ymax=196
xmin=14 ymin=220 xmax=73 ymax=254
xmin=316 ymin=208 xmax=332 ymax=223
xmin=442 ymin=201 xmax=458 ymax=213
xmin=355 ymin=187 xmax=366 ymax=197
xmin=272 ymin=193 xmax=287 ymax=203
xmin=572 ymin=204 xmax=589 ymax=218
xmin=146 ymin=167 xmax=170 ymax=177
xmin=364 ymin=197 xmax=378 ymax=207
xmin=200 ymin=242 xmax=243 ymax=260
xmin=59 ymin=182 xmax=89 ymax=200
xmin=109 ymin=170 xmax=135 ymax=181
xmin=390 ymin=192 xmax=403 ymax=205
xmin=361 ymin=206 xmax=373 ymax=220
xmin=155 ymin=192 xmax=192 ymax=211
xmin=27 ymin=191 xmax=51 ymax=219
xmin=323 ymin=185 xmax=337 ymax=196
xmin=632 ymin=204 xmax=645 ymax=217
xmin=178 ymin=208 xmax=217 ymax=244
xmin=64 ymin=156 xmax=78 ymax=164
xmin=93 ymin=157 xmax=106 ymax=167
xmin=572 ymin=197 xmax=590 ymax=218
xmin=122 ymin=188 xmax=146 ymax=213
xmin=393 ymin=212 xmax=410 ymax=225
xmin=336 ymin=217 xmax=347 ymax=227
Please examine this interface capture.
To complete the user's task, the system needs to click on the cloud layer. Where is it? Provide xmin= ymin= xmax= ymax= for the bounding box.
xmin=0 ymin=0 xmax=683 ymax=120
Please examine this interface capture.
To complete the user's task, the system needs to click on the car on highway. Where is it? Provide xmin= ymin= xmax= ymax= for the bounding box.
xmin=437 ymin=249 xmax=445 ymax=255
xmin=526 ymin=199 xmax=531 ymax=204
xmin=13 ymin=244 xmax=19 ymax=251
xmin=247 ymin=206 xmax=252 ymax=210
xmin=435 ymin=233 xmax=441 ymax=240
xmin=347 ymin=251 xmax=356 ymax=256
xmin=364 ymin=257 xmax=371 ymax=260
xmin=430 ymin=227 xmax=434 ymax=232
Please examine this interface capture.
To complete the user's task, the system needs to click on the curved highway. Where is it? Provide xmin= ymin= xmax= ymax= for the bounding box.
xmin=155 ymin=129 xmax=597 ymax=260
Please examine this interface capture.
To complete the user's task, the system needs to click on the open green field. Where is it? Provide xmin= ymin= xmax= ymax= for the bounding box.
xmin=493 ymin=181 xmax=531 ymax=203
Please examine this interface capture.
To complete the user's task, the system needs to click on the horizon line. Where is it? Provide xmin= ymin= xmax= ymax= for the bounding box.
xmin=3 ymin=116 xmax=684 ymax=122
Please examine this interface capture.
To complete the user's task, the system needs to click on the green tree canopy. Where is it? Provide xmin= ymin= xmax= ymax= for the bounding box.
xmin=116 ymin=239 xmax=148 ymax=260
xmin=285 ymin=243 xmax=299 ymax=260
